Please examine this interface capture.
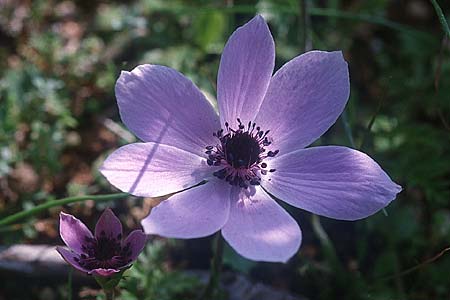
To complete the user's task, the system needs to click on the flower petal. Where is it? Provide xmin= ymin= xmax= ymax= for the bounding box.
xmin=59 ymin=212 xmax=93 ymax=254
xmin=217 ymin=15 xmax=275 ymax=126
xmin=116 ymin=64 xmax=220 ymax=155
xmin=263 ymin=146 xmax=402 ymax=220
xmin=56 ymin=246 xmax=90 ymax=273
xmin=90 ymin=268 xmax=121 ymax=277
xmin=221 ymin=186 xmax=301 ymax=263
xmin=255 ymin=51 xmax=350 ymax=153
xmin=100 ymin=142 xmax=217 ymax=197
xmin=141 ymin=180 xmax=231 ymax=238
xmin=122 ymin=230 xmax=147 ymax=261
xmin=94 ymin=208 xmax=123 ymax=240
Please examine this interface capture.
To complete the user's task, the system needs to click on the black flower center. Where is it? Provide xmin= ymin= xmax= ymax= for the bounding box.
xmin=206 ymin=118 xmax=278 ymax=188
xmin=225 ymin=132 xmax=260 ymax=168
xmin=94 ymin=235 xmax=121 ymax=260
xmin=76 ymin=231 xmax=132 ymax=271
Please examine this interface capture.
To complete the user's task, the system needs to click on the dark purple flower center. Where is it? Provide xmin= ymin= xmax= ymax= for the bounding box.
xmin=75 ymin=231 xmax=133 ymax=270
xmin=206 ymin=118 xmax=278 ymax=188
xmin=224 ymin=131 xmax=260 ymax=168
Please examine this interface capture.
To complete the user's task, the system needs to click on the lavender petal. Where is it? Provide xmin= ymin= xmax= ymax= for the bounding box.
xmin=100 ymin=142 xmax=216 ymax=197
xmin=59 ymin=212 xmax=94 ymax=254
xmin=263 ymin=146 xmax=402 ymax=220
xmin=221 ymin=186 xmax=301 ymax=263
xmin=217 ymin=15 xmax=275 ymax=126
xmin=141 ymin=180 xmax=231 ymax=238
xmin=56 ymin=246 xmax=90 ymax=273
xmin=116 ymin=64 xmax=220 ymax=155
xmin=94 ymin=208 xmax=123 ymax=240
xmin=122 ymin=230 xmax=147 ymax=262
xmin=90 ymin=268 xmax=121 ymax=277
xmin=255 ymin=51 xmax=350 ymax=154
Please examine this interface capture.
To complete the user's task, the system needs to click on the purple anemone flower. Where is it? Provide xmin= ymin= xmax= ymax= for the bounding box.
xmin=100 ymin=15 xmax=401 ymax=262
xmin=56 ymin=209 xmax=146 ymax=276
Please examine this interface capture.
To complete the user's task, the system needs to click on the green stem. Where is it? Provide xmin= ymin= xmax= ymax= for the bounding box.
xmin=200 ymin=233 xmax=224 ymax=300
xmin=311 ymin=215 xmax=340 ymax=270
xmin=310 ymin=7 xmax=424 ymax=37
xmin=104 ymin=289 xmax=115 ymax=300
xmin=341 ymin=110 xmax=356 ymax=148
xmin=68 ymin=268 xmax=73 ymax=300
xmin=148 ymin=4 xmax=428 ymax=37
xmin=0 ymin=193 xmax=128 ymax=227
xmin=430 ymin=0 xmax=450 ymax=38
xmin=299 ymin=0 xmax=311 ymax=53
xmin=359 ymin=97 xmax=384 ymax=151
xmin=95 ymin=273 xmax=123 ymax=299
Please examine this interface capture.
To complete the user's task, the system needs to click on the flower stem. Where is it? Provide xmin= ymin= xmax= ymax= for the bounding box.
xmin=200 ymin=233 xmax=224 ymax=300
xmin=0 ymin=193 xmax=128 ymax=227
xmin=104 ymin=289 xmax=115 ymax=300
xmin=67 ymin=268 xmax=73 ymax=300
xmin=430 ymin=0 xmax=450 ymax=38
xmin=299 ymin=0 xmax=312 ymax=52
xmin=311 ymin=214 xmax=340 ymax=270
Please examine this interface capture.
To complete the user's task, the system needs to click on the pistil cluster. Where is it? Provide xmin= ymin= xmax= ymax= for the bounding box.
xmin=206 ymin=118 xmax=278 ymax=188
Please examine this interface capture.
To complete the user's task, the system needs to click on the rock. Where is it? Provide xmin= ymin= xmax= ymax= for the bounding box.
xmin=0 ymin=244 xmax=89 ymax=283
xmin=190 ymin=270 xmax=307 ymax=300
xmin=0 ymin=244 xmax=307 ymax=300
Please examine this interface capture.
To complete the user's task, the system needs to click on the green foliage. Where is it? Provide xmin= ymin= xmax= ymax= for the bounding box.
xmin=0 ymin=0 xmax=449 ymax=299
xmin=0 ymin=65 xmax=75 ymax=175
xmin=119 ymin=241 xmax=202 ymax=300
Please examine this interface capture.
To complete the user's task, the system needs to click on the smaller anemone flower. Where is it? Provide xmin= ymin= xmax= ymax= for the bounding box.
xmin=56 ymin=208 xmax=146 ymax=277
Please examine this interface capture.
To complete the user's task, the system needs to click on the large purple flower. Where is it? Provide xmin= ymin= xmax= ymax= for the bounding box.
xmin=100 ymin=15 xmax=401 ymax=262
xmin=56 ymin=209 xmax=146 ymax=276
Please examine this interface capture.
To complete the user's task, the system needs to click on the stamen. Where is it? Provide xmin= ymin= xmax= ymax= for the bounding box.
xmin=77 ymin=233 xmax=133 ymax=270
xmin=205 ymin=119 xmax=278 ymax=188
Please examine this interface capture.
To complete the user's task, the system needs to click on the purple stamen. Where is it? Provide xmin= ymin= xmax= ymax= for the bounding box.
xmin=206 ymin=119 xmax=278 ymax=188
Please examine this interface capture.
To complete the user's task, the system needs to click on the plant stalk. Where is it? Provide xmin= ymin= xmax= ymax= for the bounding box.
xmin=105 ymin=289 xmax=115 ymax=300
xmin=67 ymin=268 xmax=73 ymax=300
xmin=0 ymin=193 xmax=128 ymax=227
xmin=430 ymin=0 xmax=450 ymax=38
xmin=299 ymin=0 xmax=312 ymax=52
xmin=200 ymin=233 xmax=224 ymax=300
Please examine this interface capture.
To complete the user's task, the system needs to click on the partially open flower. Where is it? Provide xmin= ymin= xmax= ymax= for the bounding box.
xmin=56 ymin=208 xmax=146 ymax=277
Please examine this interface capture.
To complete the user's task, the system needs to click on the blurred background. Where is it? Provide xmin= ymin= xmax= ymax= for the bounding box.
xmin=0 ymin=0 xmax=449 ymax=299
